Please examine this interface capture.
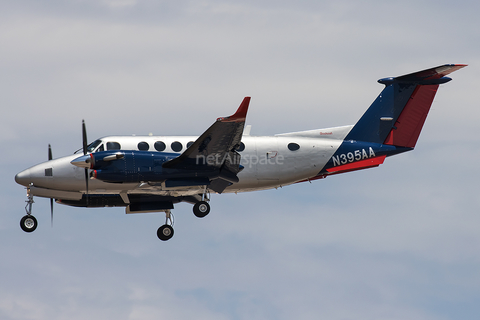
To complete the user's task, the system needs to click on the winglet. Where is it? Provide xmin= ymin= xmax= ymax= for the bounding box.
xmin=217 ymin=97 xmax=250 ymax=122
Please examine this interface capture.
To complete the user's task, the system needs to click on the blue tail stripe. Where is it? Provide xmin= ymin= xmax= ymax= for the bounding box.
xmin=344 ymin=83 xmax=417 ymax=144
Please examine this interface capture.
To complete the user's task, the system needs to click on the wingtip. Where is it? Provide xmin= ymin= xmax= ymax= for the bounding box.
xmin=218 ymin=97 xmax=251 ymax=122
xmin=436 ymin=64 xmax=468 ymax=78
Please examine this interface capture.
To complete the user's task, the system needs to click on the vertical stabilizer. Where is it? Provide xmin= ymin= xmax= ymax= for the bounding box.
xmin=383 ymin=85 xmax=438 ymax=148
xmin=344 ymin=64 xmax=466 ymax=148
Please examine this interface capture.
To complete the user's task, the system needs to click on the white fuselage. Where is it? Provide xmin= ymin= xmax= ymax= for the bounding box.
xmin=16 ymin=126 xmax=353 ymax=200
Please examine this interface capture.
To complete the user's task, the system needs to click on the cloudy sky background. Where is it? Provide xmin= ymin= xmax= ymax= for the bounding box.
xmin=1 ymin=1 xmax=479 ymax=319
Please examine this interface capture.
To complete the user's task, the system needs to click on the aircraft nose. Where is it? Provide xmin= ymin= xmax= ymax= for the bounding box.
xmin=15 ymin=169 xmax=31 ymax=187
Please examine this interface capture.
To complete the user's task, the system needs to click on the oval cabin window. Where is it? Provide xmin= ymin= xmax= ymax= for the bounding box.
xmin=236 ymin=142 xmax=245 ymax=152
xmin=138 ymin=141 xmax=149 ymax=151
xmin=287 ymin=143 xmax=300 ymax=151
xmin=155 ymin=141 xmax=166 ymax=151
xmin=171 ymin=141 xmax=183 ymax=152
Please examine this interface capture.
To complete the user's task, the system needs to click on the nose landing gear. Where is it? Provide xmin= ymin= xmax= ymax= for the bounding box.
xmin=20 ymin=187 xmax=38 ymax=233
xmin=20 ymin=215 xmax=37 ymax=233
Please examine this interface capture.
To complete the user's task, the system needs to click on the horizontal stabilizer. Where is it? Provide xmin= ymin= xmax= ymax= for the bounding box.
xmin=386 ymin=64 xmax=467 ymax=84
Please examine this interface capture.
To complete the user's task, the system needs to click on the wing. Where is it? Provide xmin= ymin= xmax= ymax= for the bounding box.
xmin=162 ymin=97 xmax=250 ymax=192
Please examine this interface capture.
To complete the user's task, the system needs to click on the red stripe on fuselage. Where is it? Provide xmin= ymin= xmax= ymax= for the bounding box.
xmin=326 ymin=155 xmax=386 ymax=173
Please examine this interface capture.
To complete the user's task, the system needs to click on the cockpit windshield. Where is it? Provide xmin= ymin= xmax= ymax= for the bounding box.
xmin=87 ymin=139 xmax=103 ymax=152
xmin=74 ymin=139 xmax=103 ymax=154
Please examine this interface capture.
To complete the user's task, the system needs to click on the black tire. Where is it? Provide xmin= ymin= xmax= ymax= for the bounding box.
xmin=193 ymin=201 xmax=210 ymax=218
xmin=20 ymin=215 xmax=37 ymax=233
xmin=157 ymin=225 xmax=174 ymax=241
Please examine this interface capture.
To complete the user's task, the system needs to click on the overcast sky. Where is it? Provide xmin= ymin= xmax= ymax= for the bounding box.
xmin=1 ymin=1 xmax=479 ymax=319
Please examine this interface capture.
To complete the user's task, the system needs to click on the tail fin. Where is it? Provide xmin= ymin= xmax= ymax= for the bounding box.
xmin=345 ymin=64 xmax=467 ymax=148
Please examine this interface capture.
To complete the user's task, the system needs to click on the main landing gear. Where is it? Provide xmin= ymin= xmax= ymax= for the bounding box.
xmin=157 ymin=210 xmax=174 ymax=241
xmin=193 ymin=191 xmax=211 ymax=218
xmin=20 ymin=187 xmax=38 ymax=233
xmin=18 ymin=186 xmax=212 ymax=241
xmin=156 ymin=193 xmax=211 ymax=241
xmin=193 ymin=201 xmax=210 ymax=218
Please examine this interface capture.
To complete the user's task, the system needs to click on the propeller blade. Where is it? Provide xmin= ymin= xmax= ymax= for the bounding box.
xmin=82 ymin=120 xmax=89 ymax=206
xmin=82 ymin=120 xmax=88 ymax=155
xmin=48 ymin=144 xmax=53 ymax=161
xmin=50 ymin=198 xmax=54 ymax=227
xmin=48 ymin=144 xmax=54 ymax=227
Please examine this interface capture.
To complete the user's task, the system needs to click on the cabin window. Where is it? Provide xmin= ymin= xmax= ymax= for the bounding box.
xmin=187 ymin=141 xmax=194 ymax=148
xmin=236 ymin=142 xmax=245 ymax=152
xmin=155 ymin=141 xmax=166 ymax=151
xmin=171 ymin=141 xmax=183 ymax=152
xmin=96 ymin=144 xmax=104 ymax=152
xmin=107 ymin=142 xmax=121 ymax=150
xmin=138 ymin=141 xmax=149 ymax=151
xmin=288 ymin=143 xmax=300 ymax=151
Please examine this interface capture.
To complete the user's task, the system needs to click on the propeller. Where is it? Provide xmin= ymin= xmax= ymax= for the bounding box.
xmin=82 ymin=120 xmax=88 ymax=155
xmin=48 ymin=144 xmax=54 ymax=227
xmin=48 ymin=144 xmax=53 ymax=161
xmin=82 ymin=120 xmax=89 ymax=206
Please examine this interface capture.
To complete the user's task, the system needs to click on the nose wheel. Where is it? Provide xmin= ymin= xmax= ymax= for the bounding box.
xmin=20 ymin=187 xmax=38 ymax=233
xmin=20 ymin=215 xmax=38 ymax=232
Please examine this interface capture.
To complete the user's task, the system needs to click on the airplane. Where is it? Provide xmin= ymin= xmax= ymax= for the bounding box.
xmin=15 ymin=64 xmax=466 ymax=241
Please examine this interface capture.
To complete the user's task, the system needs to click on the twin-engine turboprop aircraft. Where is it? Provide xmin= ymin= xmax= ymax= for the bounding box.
xmin=15 ymin=64 xmax=466 ymax=240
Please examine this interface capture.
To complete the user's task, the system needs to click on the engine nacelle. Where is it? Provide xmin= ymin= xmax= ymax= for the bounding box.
xmin=71 ymin=150 xmax=219 ymax=184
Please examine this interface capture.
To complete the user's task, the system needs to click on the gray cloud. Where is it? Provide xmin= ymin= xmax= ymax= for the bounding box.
xmin=1 ymin=1 xmax=480 ymax=319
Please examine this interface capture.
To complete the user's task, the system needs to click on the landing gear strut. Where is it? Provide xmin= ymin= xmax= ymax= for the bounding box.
xmin=157 ymin=210 xmax=174 ymax=241
xmin=20 ymin=186 xmax=38 ymax=233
